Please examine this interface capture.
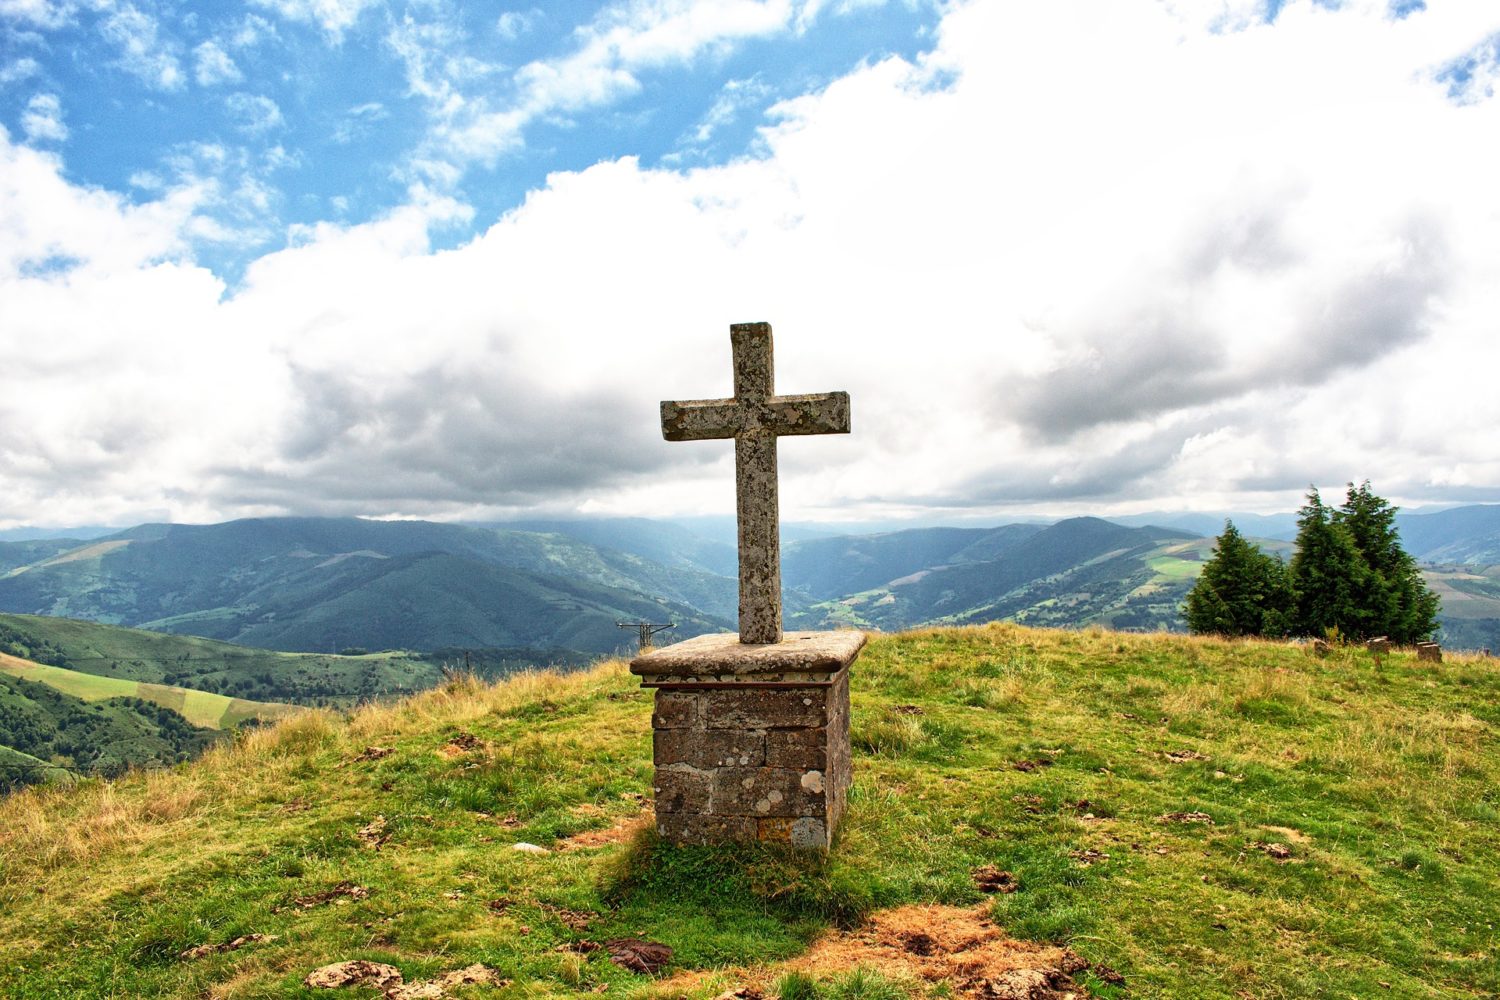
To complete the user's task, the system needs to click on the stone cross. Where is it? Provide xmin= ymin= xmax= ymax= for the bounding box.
xmin=660 ymin=322 xmax=850 ymax=644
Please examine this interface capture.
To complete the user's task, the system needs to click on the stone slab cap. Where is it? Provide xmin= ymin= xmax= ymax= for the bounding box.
xmin=631 ymin=630 xmax=866 ymax=684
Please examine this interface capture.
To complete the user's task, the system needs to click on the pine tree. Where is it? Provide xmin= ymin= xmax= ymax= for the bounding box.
xmin=1185 ymin=521 xmax=1293 ymax=637
xmin=1337 ymin=481 xmax=1440 ymax=644
xmin=1289 ymin=488 xmax=1373 ymax=640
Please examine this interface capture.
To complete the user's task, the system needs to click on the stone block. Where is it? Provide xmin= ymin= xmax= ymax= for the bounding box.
xmin=637 ymin=631 xmax=862 ymax=850
xmin=652 ymin=691 xmax=700 ymax=729
xmin=755 ymin=817 xmax=830 ymax=849
xmin=653 ymin=767 xmax=711 ymax=814
xmin=1417 ymin=642 xmax=1442 ymax=662
xmin=765 ymin=728 xmax=828 ymax=769
xmin=657 ymin=813 xmax=757 ymax=845
xmin=700 ymin=688 xmax=827 ymax=730
xmin=711 ymin=767 xmax=826 ymax=817
xmin=655 ymin=729 xmax=766 ymax=768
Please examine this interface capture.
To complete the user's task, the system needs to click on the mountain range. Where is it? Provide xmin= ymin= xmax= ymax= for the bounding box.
xmin=1 ymin=504 xmax=1497 ymax=668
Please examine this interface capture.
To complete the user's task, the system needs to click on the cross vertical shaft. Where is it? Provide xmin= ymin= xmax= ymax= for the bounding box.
xmin=660 ymin=322 xmax=851 ymax=645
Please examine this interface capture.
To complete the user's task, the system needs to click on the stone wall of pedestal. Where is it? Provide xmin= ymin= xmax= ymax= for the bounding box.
xmin=630 ymin=631 xmax=863 ymax=850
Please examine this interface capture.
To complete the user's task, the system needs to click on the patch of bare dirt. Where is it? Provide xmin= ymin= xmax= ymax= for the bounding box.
xmin=661 ymin=905 xmax=1098 ymax=999
xmin=436 ymin=732 xmax=486 ymax=759
xmin=1249 ymin=841 xmax=1294 ymax=862
xmin=539 ymin=902 xmax=597 ymax=931
xmin=1158 ymin=811 xmax=1215 ymax=825
xmin=1011 ymin=758 xmax=1053 ymax=773
xmin=1164 ymin=750 xmax=1210 ymax=763
xmin=1260 ymin=825 xmax=1311 ymax=844
xmin=304 ymin=961 xmax=507 ymax=998
xmin=605 ymin=938 xmax=674 ymax=975
xmin=355 ymin=815 xmax=391 ymax=850
xmin=290 ymin=882 xmax=369 ymax=909
xmin=1011 ymin=794 xmax=1044 ymax=815
xmin=973 ymin=865 xmax=1019 ymax=894
xmin=388 ymin=965 xmax=509 ymax=1000
xmin=557 ymin=812 xmax=653 ymax=852
xmin=892 ymin=704 xmax=925 ymax=716
xmin=355 ymin=746 xmax=394 ymax=762
xmin=304 ymin=960 xmax=403 ymax=991
xmin=1068 ymin=849 xmax=1108 ymax=867
xmin=179 ymin=933 xmax=277 ymax=960
xmin=712 ymin=989 xmax=764 ymax=1000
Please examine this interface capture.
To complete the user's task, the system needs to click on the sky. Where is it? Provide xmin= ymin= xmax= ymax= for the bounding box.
xmin=1 ymin=0 xmax=1498 ymax=532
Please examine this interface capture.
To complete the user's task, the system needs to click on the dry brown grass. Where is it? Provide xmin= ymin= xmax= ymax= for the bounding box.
xmin=652 ymin=904 xmax=1088 ymax=999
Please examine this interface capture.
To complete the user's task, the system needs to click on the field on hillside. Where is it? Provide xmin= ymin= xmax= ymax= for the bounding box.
xmin=0 ymin=651 xmax=300 ymax=730
xmin=0 ymin=613 xmax=442 ymax=706
xmin=1 ymin=625 xmax=1496 ymax=999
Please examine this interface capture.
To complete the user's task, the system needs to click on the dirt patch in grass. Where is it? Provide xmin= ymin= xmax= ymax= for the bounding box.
xmin=1260 ymin=824 xmax=1311 ymax=844
xmin=659 ymin=904 xmax=1093 ymax=998
xmin=557 ymin=811 xmax=653 ymax=851
xmin=436 ymin=732 xmax=487 ymax=759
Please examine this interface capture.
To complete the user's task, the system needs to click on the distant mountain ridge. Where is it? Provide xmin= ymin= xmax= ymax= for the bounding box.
xmin=0 ymin=518 xmax=734 ymax=655
xmin=1 ymin=505 xmax=1497 ymax=666
xmin=786 ymin=517 xmax=1204 ymax=634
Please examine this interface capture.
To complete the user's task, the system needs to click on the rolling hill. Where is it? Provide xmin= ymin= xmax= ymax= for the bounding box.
xmin=786 ymin=517 xmax=1206 ymax=634
xmin=1396 ymin=504 xmax=1500 ymax=565
xmin=0 ymin=670 xmax=221 ymax=789
xmin=0 ymin=518 xmax=735 ymax=656
xmin=0 ymin=651 xmax=300 ymax=730
xmin=0 ymin=612 xmax=444 ymax=705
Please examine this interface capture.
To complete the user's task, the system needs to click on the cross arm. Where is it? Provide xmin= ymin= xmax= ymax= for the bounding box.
xmin=660 ymin=398 xmax=740 ymax=441
xmin=766 ymin=392 xmax=851 ymax=436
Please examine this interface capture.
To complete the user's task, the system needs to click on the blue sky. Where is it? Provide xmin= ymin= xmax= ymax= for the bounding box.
xmin=2 ymin=0 xmax=1499 ymax=530
xmin=3 ymin=0 xmax=939 ymax=279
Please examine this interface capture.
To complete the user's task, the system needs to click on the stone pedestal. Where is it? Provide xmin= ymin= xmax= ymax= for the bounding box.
xmin=630 ymin=630 xmax=864 ymax=850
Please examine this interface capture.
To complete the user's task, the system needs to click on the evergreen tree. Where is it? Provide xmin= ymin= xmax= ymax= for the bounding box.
xmin=1337 ymin=481 xmax=1440 ymax=644
xmin=1289 ymin=488 xmax=1373 ymax=639
xmin=1185 ymin=521 xmax=1293 ymax=637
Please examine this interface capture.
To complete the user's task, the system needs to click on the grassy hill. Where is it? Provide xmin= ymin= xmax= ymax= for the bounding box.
xmin=1 ymin=625 xmax=1496 ymax=998
xmin=0 ymin=612 xmax=443 ymax=706
xmin=0 ymin=651 xmax=300 ymax=730
xmin=0 ymin=671 xmax=221 ymax=789
xmin=789 ymin=518 xmax=1206 ymax=635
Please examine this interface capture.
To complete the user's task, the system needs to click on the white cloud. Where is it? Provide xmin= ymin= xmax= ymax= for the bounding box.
xmin=225 ymin=92 xmax=284 ymax=133
xmin=0 ymin=57 xmax=42 ymax=85
xmin=193 ymin=40 xmax=242 ymax=85
xmin=332 ymin=101 xmax=389 ymax=143
xmin=395 ymin=0 xmax=805 ymax=175
xmin=0 ymin=0 xmax=74 ymax=29
xmin=3 ymin=0 xmax=1500 ymax=528
xmin=0 ymin=128 xmax=199 ymax=279
xmin=98 ymin=2 xmax=184 ymax=90
xmin=250 ymin=0 xmax=379 ymax=40
xmin=496 ymin=9 xmax=540 ymax=41
xmin=20 ymin=91 xmax=65 ymax=141
xmin=684 ymin=75 xmax=770 ymax=146
xmin=228 ymin=13 xmax=278 ymax=49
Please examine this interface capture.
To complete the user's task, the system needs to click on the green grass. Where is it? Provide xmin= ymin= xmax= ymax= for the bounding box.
xmin=1144 ymin=555 xmax=1202 ymax=580
xmin=0 ymin=612 xmax=441 ymax=706
xmin=0 ymin=653 xmax=299 ymax=729
xmin=1 ymin=624 xmax=1497 ymax=999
